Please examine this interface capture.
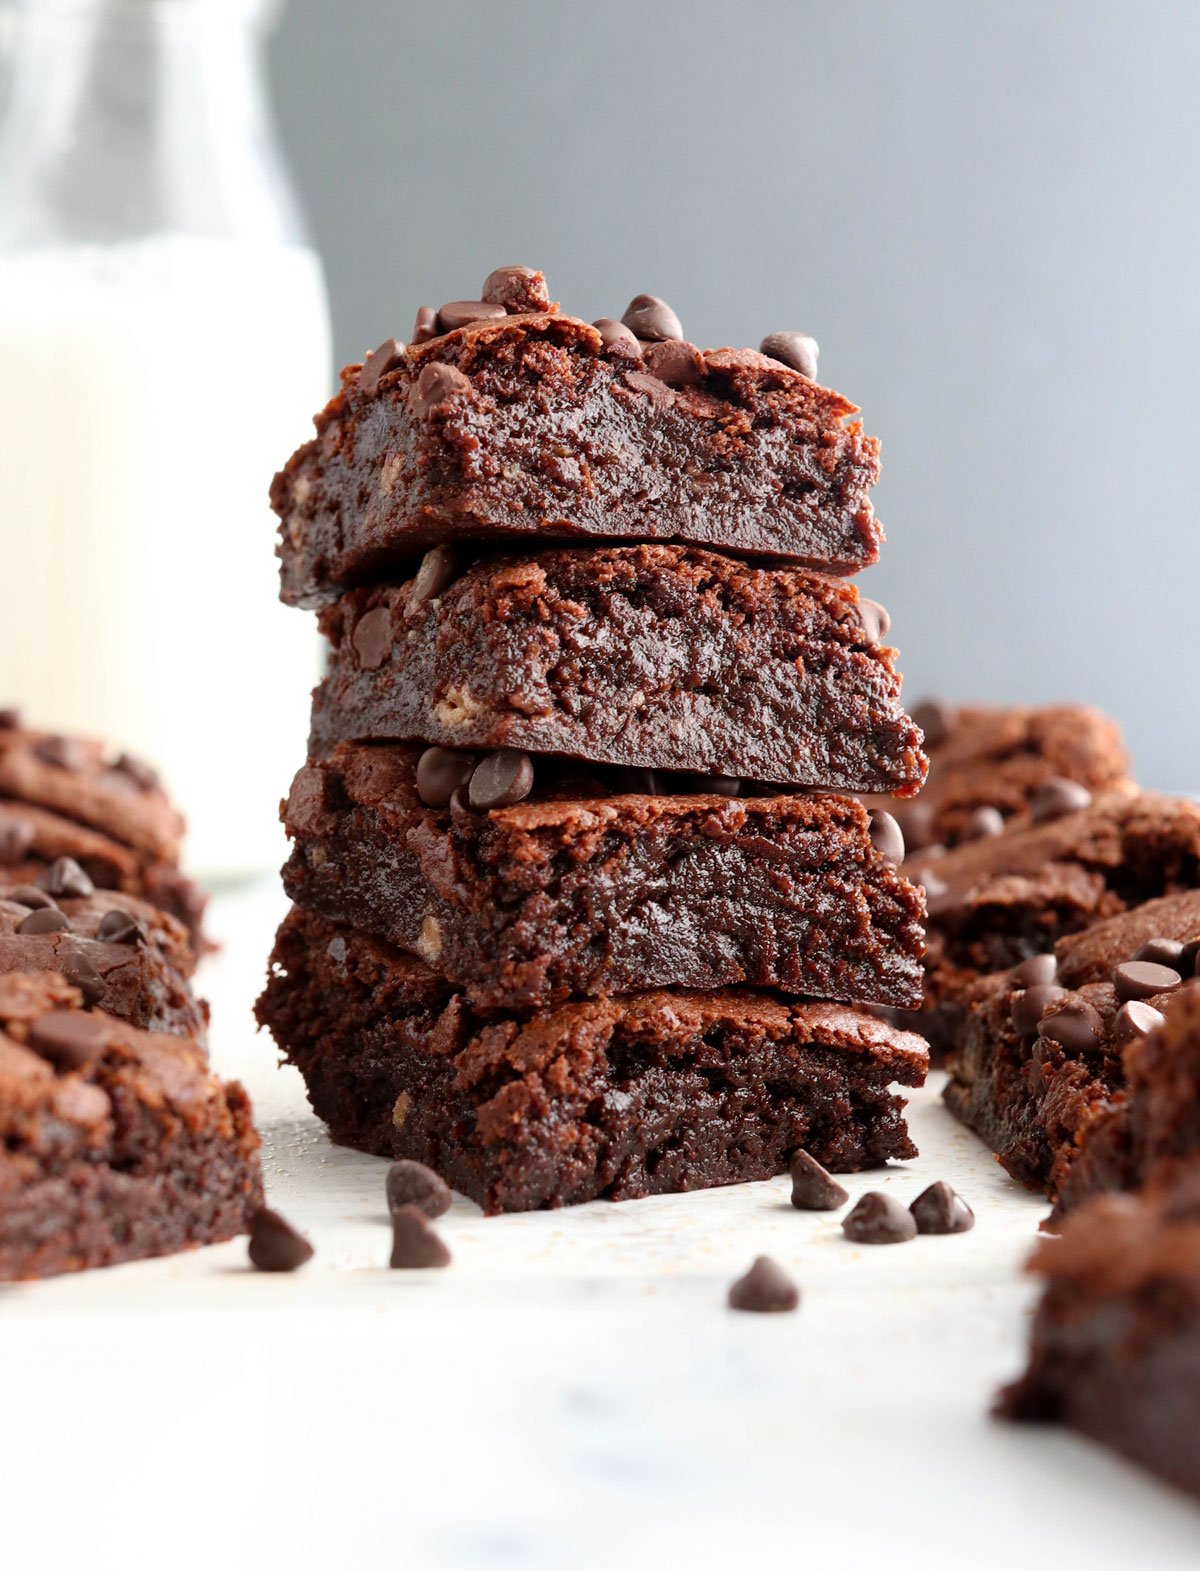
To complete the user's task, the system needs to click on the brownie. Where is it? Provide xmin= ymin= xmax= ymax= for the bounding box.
xmin=944 ymin=888 xmax=1200 ymax=1201
xmin=256 ymin=907 xmax=928 ymax=1215
xmin=0 ymin=714 xmax=207 ymax=949
xmin=0 ymin=873 xmax=204 ymax=1037
xmin=998 ymin=1169 xmax=1200 ymax=1501
xmin=281 ymin=742 xmax=927 ymax=1009
xmin=0 ymin=971 xmax=262 ymax=1280
xmin=309 ymin=543 xmax=927 ymax=794
xmin=271 ymin=276 xmax=883 ymax=607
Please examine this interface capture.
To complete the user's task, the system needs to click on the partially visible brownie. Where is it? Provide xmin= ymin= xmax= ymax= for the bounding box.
xmin=281 ymin=742 xmax=926 ymax=1009
xmin=998 ymin=1169 xmax=1200 ymax=1501
xmin=309 ymin=544 xmax=927 ymax=794
xmin=256 ymin=907 xmax=928 ymax=1215
xmin=272 ymin=273 xmax=883 ymax=608
xmin=0 ymin=971 xmax=261 ymax=1280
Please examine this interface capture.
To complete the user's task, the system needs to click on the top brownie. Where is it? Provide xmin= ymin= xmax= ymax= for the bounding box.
xmin=271 ymin=268 xmax=883 ymax=606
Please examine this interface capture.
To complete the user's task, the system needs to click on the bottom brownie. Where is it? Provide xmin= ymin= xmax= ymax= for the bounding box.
xmin=0 ymin=971 xmax=262 ymax=1280
xmin=257 ymin=906 xmax=928 ymax=1214
xmin=998 ymin=1168 xmax=1200 ymax=1501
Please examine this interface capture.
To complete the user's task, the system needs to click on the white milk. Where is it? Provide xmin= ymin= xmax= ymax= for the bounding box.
xmin=0 ymin=234 xmax=330 ymax=879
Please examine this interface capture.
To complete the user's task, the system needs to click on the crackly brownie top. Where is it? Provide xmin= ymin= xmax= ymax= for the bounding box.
xmin=1024 ymin=1169 xmax=1200 ymax=1295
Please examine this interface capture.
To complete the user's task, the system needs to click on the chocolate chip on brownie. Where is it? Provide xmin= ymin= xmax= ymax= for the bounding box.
xmin=1112 ymin=960 xmax=1182 ymax=1002
xmin=359 ymin=337 xmax=406 ymax=397
xmin=10 ymin=885 xmax=56 ymax=910
xmin=96 ymin=909 xmax=143 ymax=945
xmin=411 ymin=305 xmax=439 ymax=344
xmin=621 ymin=293 xmax=683 ymax=342
xmin=1030 ymin=777 xmax=1093 ymax=823
xmin=27 ymin=1009 xmax=113 ymax=1069
xmin=961 ymin=805 xmax=1005 ymax=841
xmin=1112 ymin=999 xmax=1166 ymax=1046
xmin=467 ymin=750 xmax=534 ymax=810
xmin=17 ymin=907 xmax=71 ymax=935
xmin=1009 ymin=953 xmax=1058 ymax=989
xmin=35 ymin=735 xmax=87 ymax=771
xmin=248 ymin=1208 xmax=314 ymax=1273
xmin=727 ymin=1255 xmax=800 ymax=1313
xmin=389 ymin=1205 xmax=452 ymax=1269
xmin=911 ymin=698 xmax=954 ymax=749
xmin=910 ymin=1181 xmax=975 ymax=1235
xmin=842 ymin=1191 xmax=917 ymax=1244
xmin=415 ymin=747 xmax=477 ymax=809
xmin=408 ymin=361 xmax=472 ymax=418
xmin=1038 ymin=997 xmax=1104 ymax=1051
xmin=0 ymin=811 xmax=35 ymax=864
xmin=642 ymin=339 xmax=704 ymax=388
xmin=435 ymin=300 xmax=506 ymax=334
xmin=407 ymin=544 xmax=459 ymax=612
xmin=40 ymin=856 xmax=95 ymax=900
xmin=351 ymin=607 xmax=393 ymax=672
xmin=110 ymin=751 xmax=161 ymax=792
xmin=855 ymin=598 xmax=891 ymax=644
xmin=386 ymin=1159 xmax=453 ymax=1220
xmin=789 ymin=1149 xmax=849 ymax=1211
xmin=592 ymin=318 xmax=642 ymax=360
xmin=1132 ymin=936 xmax=1186 ymax=969
xmin=1010 ymin=983 xmax=1067 ymax=1038
xmin=481 ymin=265 xmax=552 ymax=313
xmin=759 ymin=332 xmax=819 ymax=379
xmin=868 ymin=810 xmax=905 ymax=865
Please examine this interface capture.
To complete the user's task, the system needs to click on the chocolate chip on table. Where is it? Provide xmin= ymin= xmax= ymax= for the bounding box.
xmin=910 ymin=1181 xmax=975 ymax=1235
xmin=481 ymin=265 xmax=551 ymax=313
xmin=359 ymin=336 xmax=406 ymax=396
xmin=1029 ymin=777 xmax=1092 ymax=823
xmin=727 ymin=1255 xmax=800 ymax=1313
xmin=10 ymin=885 xmax=56 ymax=910
xmin=1112 ymin=960 xmax=1182 ymax=1002
xmin=1133 ymin=937 xmax=1186 ymax=969
xmin=408 ymin=360 xmax=473 ymax=418
xmin=17 ymin=906 xmax=71 ymax=935
xmin=0 ymin=810 xmax=35 ymax=863
xmin=248 ymin=1208 xmax=314 ymax=1273
xmin=911 ymin=699 xmax=953 ymax=750
xmin=111 ymin=751 xmax=160 ymax=791
xmin=961 ymin=805 xmax=1005 ymax=841
xmin=592 ymin=318 xmax=643 ymax=360
xmin=469 ymin=750 xmax=535 ymax=810
xmin=35 ymin=735 xmax=87 ymax=771
xmin=415 ymin=747 xmax=477 ymax=809
xmin=642 ymin=339 xmax=704 ymax=388
xmin=1037 ymin=997 xmax=1103 ymax=1051
xmin=386 ymin=1159 xmax=452 ymax=1220
xmin=435 ymin=300 xmax=507 ymax=334
xmin=39 ymin=856 xmax=95 ymax=900
xmin=1009 ymin=953 xmax=1058 ymax=990
xmin=1112 ymin=999 xmax=1167 ymax=1047
xmin=96 ymin=909 xmax=142 ymax=945
xmin=407 ymin=543 xmax=459 ymax=612
xmin=620 ymin=293 xmax=683 ymax=342
xmin=868 ymin=810 xmax=905 ymax=865
xmin=855 ymin=598 xmax=891 ymax=644
xmin=59 ymin=950 xmax=106 ymax=1004
xmin=758 ymin=332 xmax=819 ymax=379
xmin=1010 ymin=983 xmax=1067 ymax=1038
xmin=842 ymin=1191 xmax=917 ymax=1244
xmin=390 ymin=1204 xmax=452 ymax=1269
xmin=411 ymin=305 xmax=439 ymax=344
xmin=27 ymin=1010 xmax=112 ymax=1069
xmin=789 ymin=1149 xmax=849 ymax=1211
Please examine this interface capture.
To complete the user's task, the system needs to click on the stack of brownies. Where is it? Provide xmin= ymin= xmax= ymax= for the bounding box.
xmin=257 ymin=265 xmax=932 ymax=1213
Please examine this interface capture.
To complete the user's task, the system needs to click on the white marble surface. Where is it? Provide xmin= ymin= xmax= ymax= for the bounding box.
xmin=3 ymin=880 xmax=1198 ymax=1569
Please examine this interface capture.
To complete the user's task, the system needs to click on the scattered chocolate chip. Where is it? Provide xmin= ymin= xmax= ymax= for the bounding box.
xmin=1029 ymin=777 xmax=1092 ymax=823
xmin=17 ymin=907 xmax=71 ymax=935
xmin=896 ymin=802 xmax=936 ymax=853
xmin=58 ymin=950 xmax=106 ymax=1004
xmin=1112 ymin=999 xmax=1167 ymax=1047
xmin=842 ymin=1191 xmax=917 ymax=1244
xmin=481 ymin=265 xmax=550 ymax=313
xmin=359 ymin=336 xmax=405 ymax=396
xmin=961 ymin=805 xmax=1005 ymax=841
xmin=1010 ymin=983 xmax=1067 ymax=1038
xmin=789 ymin=1150 xmax=849 ymax=1211
xmin=855 ymin=598 xmax=891 ymax=644
xmin=758 ymin=332 xmax=819 ymax=379
xmin=727 ymin=1255 xmax=799 ymax=1313
xmin=620 ymin=293 xmax=683 ymax=342
xmin=10 ymin=885 xmax=55 ymax=910
xmin=0 ymin=706 xmax=19 ymax=728
xmin=351 ymin=606 xmax=393 ymax=672
xmin=468 ymin=750 xmax=535 ymax=810
xmin=415 ymin=746 xmax=477 ymax=809
xmin=436 ymin=300 xmax=507 ymax=334
xmin=27 ymin=1010 xmax=112 ymax=1069
xmin=1009 ymin=953 xmax=1058 ymax=990
xmin=1112 ymin=960 xmax=1182 ymax=1002
xmin=409 ymin=360 xmax=473 ymax=418
xmin=386 ymin=1159 xmax=452 ymax=1220
xmin=407 ymin=543 xmax=459 ymax=611
xmin=0 ymin=811 xmax=35 ymax=864
xmin=1037 ymin=997 xmax=1103 ymax=1051
xmin=35 ymin=735 xmax=87 ymax=771
xmin=411 ymin=305 xmax=439 ymax=344
xmin=641 ymin=338 xmax=704 ymax=388
xmin=911 ymin=700 xmax=953 ymax=750
xmin=111 ymin=751 xmax=160 ymax=791
xmin=1133 ymin=937 xmax=1185 ymax=969
xmin=96 ymin=909 xmax=142 ymax=945
xmin=248 ymin=1208 xmax=314 ymax=1272
xmin=390 ymin=1204 xmax=452 ymax=1269
xmin=868 ymin=810 xmax=905 ymax=864
xmin=39 ymin=856 xmax=94 ymax=900
xmin=592 ymin=318 xmax=643 ymax=359
xmin=910 ymin=1182 xmax=975 ymax=1235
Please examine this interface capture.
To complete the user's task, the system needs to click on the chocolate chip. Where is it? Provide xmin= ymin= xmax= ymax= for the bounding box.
xmin=620 ymin=293 xmax=683 ymax=342
xmin=407 ymin=543 xmax=459 ymax=612
xmin=1113 ymin=960 xmax=1182 ymax=1002
xmin=415 ymin=746 xmax=477 ymax=809
xmin=351 ymin=606 xmax=393 ymax=671
xmin=962 ymin=805 xmax=1005 ymax=841
xmin=0 ymin=810 xmax=35 ymax=864
xmin=1037 ymin=997 xmax=1103 ymax=1051
xmin=911 ymin=700 xmax=953 ymax=749
xmin=411 ymin=305 xmax=439 ymax=344
xmin=1133 ymin=937 xmax=1186 ymax=969
xmin=1112 ymin=999 xmax=1166 ymax=1047
xmin=435 ymin=300 xmax=507 ymax=333
xmin=481 ymin=265 xmax=550 ymax=313
xmin=59 ymin=949 xmax=106 ymax=1004
xmin=248 ymin=1208 xmax=314 ymax=1272
xmin=842 ymin=1191 xmax=917 ymax=1244
xmin=789 ymin=1150 xmax=849 ymax=1211
xmin=759 ymin=332 xmax=819 ymax=379
xmin=468 ymin=750 xmax=534 ymax=810
xmin=0 ymin=706 xmax=19 ymax=728
xmin=592 ymin=318 xmax=643 ymax=360
xmin=868 ymin=810 xmax=905 ymax=864
xmin=111 ymin=751 xmax=159 ymax=791
xmin=35 ymin=735 xmax=87 ymax=771
xmin=1009 ymin=953 xmax=1058 ymax=990
xmin=642 ymin=339 xmax=705 ymax=388
xmin=10 ymin=885 xmax=55 ymax=910
xmin=1010 ymin=983 xmax=1067 ymax=1038
xmin=1030 ymin=777 xmax=1092 ymax=823
xmin=727 ymin=1255 xmax=800 ymax=1313
xmin=27 ymin=1010 xmax=112 ymax=1069
xmin=1185 ymin=938 xmax=1200 ymax=977
xmin=39 ymin=856 xmax=94 ymax=899
xmin=855 ymin=598 xmax=891 ymax=644
xmin=359 ymin=336 xmax=405 ymax=396
xmin=96 ymin=909 xmax=142 ymax=945
xmin=17 ymin=906 xmax=71 ymax=934
xmin=896 ymin=802 xmax=936 ymax=853
xmin=386 ymin=1159 xmax=452 ymax=1220
xmin=390 ymin=1204 xmax=452 ymax=1269
xmin=409 ymin=360 xmax=472 ymax=417
xmin=910 ymin=1182 xmax=975 ymax=1235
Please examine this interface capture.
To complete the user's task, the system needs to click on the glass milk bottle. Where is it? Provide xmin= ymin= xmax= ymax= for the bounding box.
xmin=0 ymin=0 xmax=330 ymax=879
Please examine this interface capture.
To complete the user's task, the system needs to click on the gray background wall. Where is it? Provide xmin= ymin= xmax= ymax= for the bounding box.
xmin=269 ymin=0 xmax=1200 ymax=790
